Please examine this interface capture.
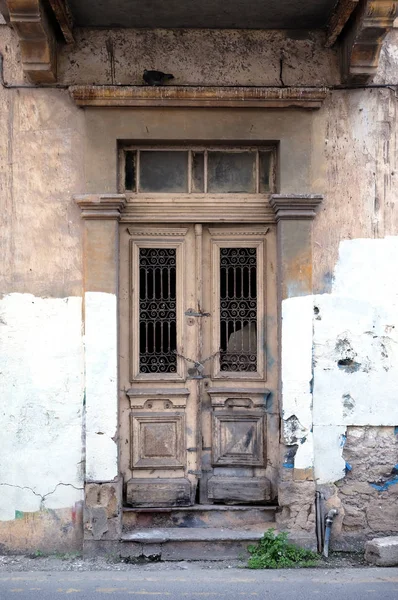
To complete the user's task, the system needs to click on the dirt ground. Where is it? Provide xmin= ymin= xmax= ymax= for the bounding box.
xmin=0 ymin=552 xmax=369 ymax=572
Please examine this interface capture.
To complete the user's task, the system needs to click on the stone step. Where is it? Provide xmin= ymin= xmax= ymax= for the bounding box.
xmin=365 ymin=536 xmax=398 ymax=566
xmin=120 ymin=524 xmax=276 ymax=561
xmin=123 ymin=504 xmax=277 ymax=532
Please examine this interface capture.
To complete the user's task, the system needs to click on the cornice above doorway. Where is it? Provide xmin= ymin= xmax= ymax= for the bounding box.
xmin=69 ymin=86 xmax=328 ymax=109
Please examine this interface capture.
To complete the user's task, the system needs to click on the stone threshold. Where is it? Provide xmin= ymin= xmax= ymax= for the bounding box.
xmin=123 ymin=504 xmax=278 ymax=513
xmin=122 ymin=526 xmax=272 ymax=544
xmin=69 ymin=85 xmax=328 ymax=109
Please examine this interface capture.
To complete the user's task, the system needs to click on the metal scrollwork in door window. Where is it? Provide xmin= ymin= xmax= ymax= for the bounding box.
xmin=220 ymin=247 xmax=257 ymax=372
xmin=139 ymin=248 xmax=177 ymax=373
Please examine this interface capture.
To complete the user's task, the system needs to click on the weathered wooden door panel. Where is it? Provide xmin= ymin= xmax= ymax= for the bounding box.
xmin=199 ymin=226 xmax=277 ymax=504
xmin=120 ymin=226 xmax=198 ymax=507
xmin=120 ymin=224 xmax=278 ymax=507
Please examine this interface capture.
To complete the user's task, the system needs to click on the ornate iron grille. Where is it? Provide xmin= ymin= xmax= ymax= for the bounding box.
xmin=139 ymin=248 xmax=177 ymax=373
xmin=220 ymin=247 xmax=257 ymax=372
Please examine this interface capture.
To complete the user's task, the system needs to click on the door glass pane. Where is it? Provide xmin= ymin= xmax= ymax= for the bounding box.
xmin=139 ymin=151 xmax=188 ymax=192
xmin=208 ymin=152 xmax=256 ymax=193
xmin=139 ymin=248 xmax=177 ymax=373
xmin=220 ymin=247 xmax=257 ymax=372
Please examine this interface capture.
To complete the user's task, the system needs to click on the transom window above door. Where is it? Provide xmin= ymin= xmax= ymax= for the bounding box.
xmin=121 ymin=146 xmax=276 ymax=194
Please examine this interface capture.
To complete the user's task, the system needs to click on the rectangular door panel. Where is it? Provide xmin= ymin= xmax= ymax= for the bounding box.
xmin=208 ymin=477 xmax=271 ymax=504
xmin=126 ymin=478 xmax=191 ymax=508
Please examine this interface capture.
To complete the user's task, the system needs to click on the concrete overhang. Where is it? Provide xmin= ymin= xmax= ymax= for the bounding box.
xmin=0 ymin=0 xmax=397 ymax=85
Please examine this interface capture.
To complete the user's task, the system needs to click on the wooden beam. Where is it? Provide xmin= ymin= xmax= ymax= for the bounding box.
xmin=0 ymin=0 xmax=10 ymax=23
xmin=69 ymin=86 xmax=328 ymax=109
xmin=6 ymin=0 xmax=57 ymax=83
xmin=326 ymin=0 xmax=360 ymax=47
xmin=341 ymin=0 xmax=398 ymax=83
xmin=48 ymin=0 xmax=74 ymax=44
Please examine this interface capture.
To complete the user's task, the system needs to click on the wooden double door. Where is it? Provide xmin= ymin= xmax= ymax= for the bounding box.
xmin=119 ymin=223 xmax=278 ymax=506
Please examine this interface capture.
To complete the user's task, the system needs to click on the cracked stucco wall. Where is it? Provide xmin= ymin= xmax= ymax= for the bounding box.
xmin=281 ymin=237 xmax=398 ymax=545
xmin=279 ymin=33 xmax=398 ymax=542
xmin=313 ymin=237 xmax=398 ymax=484
xmin=85 ymin=292 xmax=118 ymax=482
xmin=58 ymin=29 xmax=339 ymax=87
xmin=0 ymin=295 xmax=84 ymax=522
xmin=0 ymin=25 xmax=86 ymax=552
xmin=281 ymin=238 xmax=398 ymax=466
xmin=1 ymin=20 xmax=398 ymax=552
xmin=0 ymin=294 xmax=85 ymax=552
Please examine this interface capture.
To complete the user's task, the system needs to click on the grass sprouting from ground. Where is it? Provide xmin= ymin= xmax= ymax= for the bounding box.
xmin=247 ymin=529 xmax=319 ymax=569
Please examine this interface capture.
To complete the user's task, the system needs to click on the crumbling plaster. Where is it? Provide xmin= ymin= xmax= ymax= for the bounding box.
xmin=375 ymin=29 xmax=398 ymax=84
xmin=282 ymin=237 xmax=398 ymax=484
xmin=0 ymin=26 xmax=87 ymax=550
xmin=311 ymin=84 xmax=398 ymax=289
xmin=313 ymin=237 xmax=398 ymax=483
xmin=0 ymin=294 xmax=84 ymax=520
xmin=85 ymin=292 xmax=118 ymax=482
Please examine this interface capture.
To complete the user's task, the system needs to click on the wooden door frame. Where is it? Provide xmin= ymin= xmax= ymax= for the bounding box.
xmin=74 ymin=192 xmax=323 ymax=539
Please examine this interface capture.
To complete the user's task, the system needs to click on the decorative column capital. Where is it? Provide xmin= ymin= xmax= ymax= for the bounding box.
xmin=340 ymin=0 xmax=398 ymax=84
xmin=74 ymin=194 xmax=127 ymax=220
xmin=6 ymin=0 xmax=57 ymax=83
xmin=270 ymin=194 xmax=323 ymax=222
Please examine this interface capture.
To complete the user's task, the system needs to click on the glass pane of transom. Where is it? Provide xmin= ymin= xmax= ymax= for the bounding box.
xmin=192 ymin=151 xmax=205 ymax=193
xmin=207 ymin=152 xmax=256 ymax=193
xmin=259 ymin=151 xmax=272 ymax=193
xmin=139 ymin=151 xmax=188 ymax=193
xmin=220 ymin=247 xmax=257 ymax=372
xmin=125 ymin=151 xmax=136 ymax=191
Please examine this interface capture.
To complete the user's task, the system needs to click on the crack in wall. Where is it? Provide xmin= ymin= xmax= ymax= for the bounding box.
xmin=0 ymin=482 xmax=83 ymax=510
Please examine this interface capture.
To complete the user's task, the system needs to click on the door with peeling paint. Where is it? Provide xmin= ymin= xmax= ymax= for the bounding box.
xmin=119 ymin=223 xmax=278 ymax=507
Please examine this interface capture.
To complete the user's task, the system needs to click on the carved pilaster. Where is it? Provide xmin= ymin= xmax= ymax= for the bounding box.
xmin=341 ymin=0 xmax=398 ymax=83
xmin=270 ymin=194 xmax=323 ymax=221
xmin=7 ymin=0 xmax=58 ymax=83
xmin=271 ymin=194 xmax=323 ymax=300
xmin=74 ymin=194 xmax=127 ymax=220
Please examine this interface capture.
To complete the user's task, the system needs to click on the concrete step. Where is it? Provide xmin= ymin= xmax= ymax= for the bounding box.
xmin=120 ymin=524 xmax=276 ymax=561
xmin=123 ymin=504 xmax=277 ymax=532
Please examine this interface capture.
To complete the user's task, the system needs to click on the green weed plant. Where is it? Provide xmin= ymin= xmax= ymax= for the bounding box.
xmin=247 ymin=529 xmax=319 ymax=569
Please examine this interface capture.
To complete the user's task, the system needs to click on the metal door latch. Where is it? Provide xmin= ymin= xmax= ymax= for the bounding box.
xmin=185 ymin=308 xmax=211 ymax=317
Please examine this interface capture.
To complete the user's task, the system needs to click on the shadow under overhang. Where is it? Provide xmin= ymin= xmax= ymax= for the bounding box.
xmin=67 ymin=0 xmax=337 ymax=30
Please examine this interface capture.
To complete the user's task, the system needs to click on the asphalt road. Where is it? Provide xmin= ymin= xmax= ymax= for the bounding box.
xmin=0 ymin=568 xmax=397 ymax=600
